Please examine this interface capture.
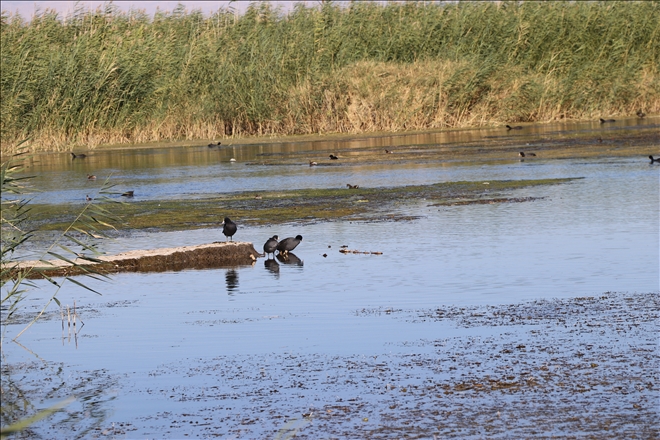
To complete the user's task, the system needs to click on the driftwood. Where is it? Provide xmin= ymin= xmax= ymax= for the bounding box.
xmin=3 ymin=242 xmax=260 ymax=280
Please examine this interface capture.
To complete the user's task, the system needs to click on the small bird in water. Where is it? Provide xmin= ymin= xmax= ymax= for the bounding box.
xmin=87 ymin=174 xmax=96 ymax=180
xmin=207 ymin=141 xmax=222 ymax=147
xmin=649 ymin=155 xmax=660 ymax=164
xmin=346 ymin=184 xmax=359 ymax=189
xmin=277 ymin=235 xmax=303 ymax=256
xmin=518 ymin=152 xmax=536 ymax=158
xmin=229 ymin=158 xmax=236 ymax=162
xmin=85 ymin=195 xmax=92 ymax=202
xmin=506 ymin=125 xmax=523 ymax=130
xmin=71 ymin=152 xmax=87 ymax=159
xmin=309 ymin=160 xmax=317 ymax=166
xmin=329 ymin=154 xmax=339 ymax=160
xmin=263 ymin=235 xmax=279 ymax=258
xmin=637 ymin=110 xmax=646 ymax=118
xmin=121 ymin=190 xmax=134 ymax=197
xmin=221 ymin=217 xmax=237 ymax=241
xmin=599 ymin=118 xmax=615 ymax=123
xmin=385 ymin=149 xmax=393 ymax=154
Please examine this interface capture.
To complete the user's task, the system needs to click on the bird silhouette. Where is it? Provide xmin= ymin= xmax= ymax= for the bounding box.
xmin=71 ymin=152 xmax=87 ymax=159
xmin=221 ymin=217 xmax=237 ymax=241
xmin=329 ymin=154 xmax=339 ymax=160
xmin=649 ymin=156 xmax=660 ymax=164
xmin=121 ymin=190 xmax=134 ymax=197
xmin=263 ymin=235 xmax=279 ymax=258
xmin=506 ymin=125 xmax=523 ymax=130
xmin=346 ymin=184 xmax=359 ymax=189
xmin=599 ymin=118 xmax=615 ymax=124
xmin=277 ymin=235 xmax=303 ymax=255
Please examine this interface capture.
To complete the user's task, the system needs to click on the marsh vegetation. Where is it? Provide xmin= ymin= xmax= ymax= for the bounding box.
xmin=2 ymin=1 xmax=659 ymax=152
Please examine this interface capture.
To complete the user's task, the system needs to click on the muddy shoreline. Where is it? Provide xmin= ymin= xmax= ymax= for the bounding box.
xmin=3 ymin=292 xmax=657 ymax=438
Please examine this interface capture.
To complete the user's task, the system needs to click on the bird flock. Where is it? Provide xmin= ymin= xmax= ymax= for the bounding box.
xmin=220 ymin=217 xmax=303 ymax=260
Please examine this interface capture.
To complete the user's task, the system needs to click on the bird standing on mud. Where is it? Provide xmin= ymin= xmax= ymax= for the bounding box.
xmin=277 ymin=235 xmax=303 ymax=256
xmin=221 ymin=217 xmax=237 ymax=241
xmin=263 ymin=235 xmax=279 ymax=259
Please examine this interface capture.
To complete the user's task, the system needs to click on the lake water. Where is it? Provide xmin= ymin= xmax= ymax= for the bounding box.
xmin=2 ymin=119 xmax=659 ymax=438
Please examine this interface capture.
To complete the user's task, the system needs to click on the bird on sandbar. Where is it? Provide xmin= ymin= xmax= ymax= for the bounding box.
xmin=329 ymin=154 xmax=339 ymax=160
xmin=649 ymin=155 xmax=660 ymax=164
xmin=221 ymin=217 xmax=237 ymax=241
xmin=263 ymin=235 xmax=279 ymax=258
xmin=506 ymin=125 xmax=523 ymax=130
xmin=599 ymin=118 xmax=615 ymax=124
xmin=277 ymin=235 xmax=303 ymax=256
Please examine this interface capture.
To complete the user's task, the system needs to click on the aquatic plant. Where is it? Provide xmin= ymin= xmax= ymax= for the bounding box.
xmin=1 ymin=1 xmax=659 ymax=152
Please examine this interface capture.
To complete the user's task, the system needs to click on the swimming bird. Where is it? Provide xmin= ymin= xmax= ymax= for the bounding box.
xmin=263 ymin=235 xmax=279 ymax=258
xmin=649 ymin=156 xmax=660 ymax=164
xmin=518 ymin=152 xmax=536 ymax=158
xmin=309 ymin=161 xmax=317 ymax=166
xmin=385 ymin=149 xmax=393 ymax=154
xmin=637 ymin=110 xmax=646 ymax=118
xmin=221 ymin=217 xmax=237 ymax=241
xmin=85 ymin=195 xmax=92 ymax=202
xmin=599 ymin=118 xmax=615 ymax=123
xmin=277 ymin=235 xmax=303 ymax=255
xmin=71 ymin=152 xmax=87 ymax=159
xmin=346 ymin=184 xmax=359 ymax=189
xmin=506 ymin=125 xmax=523 ymax=130
xmin=207 ymin=142 xmax=221 ymax=147
xmin=121 ymin=190 xmax=134 ymax=197
xmin=87 ymin=174 xmax=96 ymax=180
xmin=329 ymin=154 xmax=339 ymax=160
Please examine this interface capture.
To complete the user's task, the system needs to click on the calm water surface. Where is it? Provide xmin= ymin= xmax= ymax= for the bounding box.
xmin=2 ymin=120 xmax=659 ymax=437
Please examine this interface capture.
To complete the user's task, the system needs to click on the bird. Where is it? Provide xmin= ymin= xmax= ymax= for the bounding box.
xmin=87 ymin=174 xmax=96 ymax=180
xmin=329 ymin=154 xmax=339 ymax=160
xmin=637 ymin=110 xmax=646 ymax=118
xmin=277 ymin=235 xmax=303 ymax=255
xmin=649 ymin=156 xmax=660 ymax=164
xmin=221 ymin=217 xmax=237 ymax=241
xmin=85 ymin=195 xmax=92 ymax=202
xmin=519 ymin=152 xmax=536 ymax=158
xmin=600 ymin=118 xmax=615 ymax=123
xmin=346 ymin=184 xmax=359 ymax=189
xmin=506 ymin=125 xmax=523 ymax=130
xmin=309 ymin=161 xmax=317 ymax=166
xmin=207 ymin=142 xmax=221 ymax=147
xmin=263 ymin=235 xmax=279 ymax=258
xmin=121 ymin=190 xmax=134 ymax=197
xmin=385 ymin=149 xmax=393 ymax=154
xmin=229 ymin=158 xmax=236 ymax=162
xmin=71 ymin=152 xmax=86 ymax=159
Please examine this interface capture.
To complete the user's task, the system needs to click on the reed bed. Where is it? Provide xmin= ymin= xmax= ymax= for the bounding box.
xmin=1 ymin=1 xmax=659 ymax=153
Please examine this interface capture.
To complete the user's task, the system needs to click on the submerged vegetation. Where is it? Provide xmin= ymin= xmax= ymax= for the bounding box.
xmin=1 ymin=1 xmax=659 ymax=153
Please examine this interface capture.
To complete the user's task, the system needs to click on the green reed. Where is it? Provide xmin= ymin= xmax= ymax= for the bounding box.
xmin=1 ymin=1 xmax=658 ymax=152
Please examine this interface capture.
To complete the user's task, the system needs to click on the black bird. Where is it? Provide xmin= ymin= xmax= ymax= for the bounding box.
xmin=637 ymin=110 xmax=646 ymax=118
xmin=277 ymin=235 xmax=303 ymax=255
xmin=329 ymin=154 xmax=339 ymax=160
xmin=506 ymin=125 xmax=523 ymax=130
xmin=221 ymin=217 xmax=237 ymax=241
xmin=263 ymin=235 xmax=279 ymax=258
xmin=649 ymin=156 xmax=660 ymax=164
xmin=71 ymin=152 xmax=87 ymax=159
xmin=599 ymin=118 xmax=615 ymax=124
xmin=346 ymin=184 xmax=359 ymax=189
xmin=519 ymin=152 xmax=536 ymax=158
xmin=121 ymin=190 xmax=134 ymax=197
xmin=208 ymin=142 xmax=222 ymax=148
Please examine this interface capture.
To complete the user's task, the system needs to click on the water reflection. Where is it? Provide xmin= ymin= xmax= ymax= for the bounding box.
xmin=225 ymin=269 xmax=239 ymax=293
xmin=264 ymin=259 xmax=280 ymax=278
xmin=276 ymin=252 xmax=304 ymax=266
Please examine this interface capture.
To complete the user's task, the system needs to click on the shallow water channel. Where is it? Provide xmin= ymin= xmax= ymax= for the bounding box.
xmin=2 ymin=119 xmax=659 ymax=438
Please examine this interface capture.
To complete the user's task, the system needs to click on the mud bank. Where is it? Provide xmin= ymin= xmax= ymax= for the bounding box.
xmin=3 ymin=242 xmax=260 ymax=280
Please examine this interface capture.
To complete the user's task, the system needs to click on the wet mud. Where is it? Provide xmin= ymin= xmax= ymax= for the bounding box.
xmin=4 ymin=292 xmax=655 ymax=438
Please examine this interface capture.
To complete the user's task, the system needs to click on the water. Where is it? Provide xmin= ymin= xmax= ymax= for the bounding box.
xmin=2 ymin=120 xmax=659 ymax=437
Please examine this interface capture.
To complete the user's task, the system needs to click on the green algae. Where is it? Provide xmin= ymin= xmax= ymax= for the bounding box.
xmin=27 ymin=178 xmax=578 ymax=233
